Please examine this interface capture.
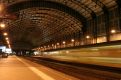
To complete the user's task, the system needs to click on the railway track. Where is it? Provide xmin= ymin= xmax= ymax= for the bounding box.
xmin=24 ymin=57 xmax=121 ymax=80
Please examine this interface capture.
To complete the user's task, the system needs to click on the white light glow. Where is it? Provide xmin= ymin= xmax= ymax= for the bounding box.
xmin=57 ymin=43 xmax=60 ymax=45
xmin=111 ymin=29 xmax=116 ymax=34
xmin=71 ymin=39 xmax=75 ymax=42
xmin=52 ymin=44 xmax=54 ymax=47
xmin=0 ymin=23 xmax=5 ymax=28
xmin=63 ymin=41 xmax=66 ymax=44
xmin=3 ymin=32 xmax=8 ymax=36
xmin=5 ymin=37 xmax=8 ymax=40
xmin=7 ymin=41 xmax=9 ymax=44
xmin=86 ymin=35 xmax=90 ymax=39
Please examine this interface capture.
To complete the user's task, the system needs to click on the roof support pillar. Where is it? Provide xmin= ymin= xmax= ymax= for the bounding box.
xmin=91 ymin=13 xmax=97 ymax=44
xmin=116 ymin=0 xmax=121 ymax=31
xmin=103 ymin=7 xmax=110 ymax=42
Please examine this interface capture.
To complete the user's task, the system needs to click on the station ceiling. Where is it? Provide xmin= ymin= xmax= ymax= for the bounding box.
xmin=0 ymin=0 xmax=118 ymax=49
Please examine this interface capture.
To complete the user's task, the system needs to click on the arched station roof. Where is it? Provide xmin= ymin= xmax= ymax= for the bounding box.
xmin=0 ymin=0 xmax=118 ymax=49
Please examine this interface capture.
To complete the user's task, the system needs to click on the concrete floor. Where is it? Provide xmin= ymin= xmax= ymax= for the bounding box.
xmin=0 ymin=56 xmax=79 ymax=80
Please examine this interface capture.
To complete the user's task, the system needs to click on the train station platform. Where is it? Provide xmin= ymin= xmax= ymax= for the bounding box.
xmin=0 ymin=56 xmax=79 ymax=80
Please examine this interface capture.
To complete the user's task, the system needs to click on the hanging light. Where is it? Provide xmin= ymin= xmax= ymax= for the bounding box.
xmin=111 ymin=29 xmax=116 ymax=34
xmin=52 ymin=44 xmax=54 ymax=47
xmin=63 ymin=41 xmax=66 ymax=44
xmin=86 ymin=35 xmax=90 ymax=39
xmin=71 ymin=39 xmax=75 ymax=42
xmin=5 ymin=37 xmax=9 ymax=40
xmin=3 ymin=32 xmax=8 ymax=36
xmin=0 ymin=23 xmax=5 ymax=28
xmin=57 ymin=43 xmax=60 ymax=45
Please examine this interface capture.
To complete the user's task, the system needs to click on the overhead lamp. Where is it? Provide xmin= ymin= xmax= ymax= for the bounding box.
xmin=111 ymin=29 xmax=116 ymax=34
xmin=5 ymin=37 xmax=8 ymax=40
xmin=3 ymin=32 xmax=8 ymax=36
xmin=57 ymin=43 xmax=60 ymax=45
xmin=86 ymin=35 xmax=90 ymax=39
xmin=71 ymin=39 xmax=75 ymax=42
xmin=7 ymin=41 xmax=9 ymax=44
xmin=63 ymin=41 xmax=66 ymax=44
xmin=52 ymin=44 xmax=54 ymax=47
xmin=0 ymin=23 xmax=5 ymax=28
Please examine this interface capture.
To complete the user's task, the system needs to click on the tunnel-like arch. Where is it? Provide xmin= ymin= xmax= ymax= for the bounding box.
xmin=6 ymin=0 xmax=87 ymax=26
xmin=5 ymin=1 xmax=85 ymax=49
xmin=1 ymin=0 xmax=117 ymax=50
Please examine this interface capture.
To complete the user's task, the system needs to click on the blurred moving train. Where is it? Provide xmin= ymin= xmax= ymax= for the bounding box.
xmin=37 ymin=44 xmax=121 ymax=68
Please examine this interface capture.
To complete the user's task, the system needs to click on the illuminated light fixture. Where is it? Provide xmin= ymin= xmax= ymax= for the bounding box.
xmin=63 ymin=41 xmax=66 ymax=44
xmin=7 ymin=41 xmax=9 ymax=44
xmin=71 ymin=39 xmax=75 ymax=42
xmin=5 ymin=37 xmax=8 ymax=40
xmin=57 ymin=43 xmax=60 ymax=45
xmin=86 ymin=35 xmax=90 ymax=39
xmin=3 ymin=32 xmax=8 ymax=36
xmin=111 ymin=29 xmax=116 ymax=34
xmin=52 ymin=44 xmax=54 ymax=47
xmin=0 ymin=23 xmax=5 ymax=28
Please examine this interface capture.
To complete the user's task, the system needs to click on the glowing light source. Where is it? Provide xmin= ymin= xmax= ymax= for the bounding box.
xmin=111 ymin=29 xmax=116 ymax=34
xmin=7 ymin=41 xmax=9 ymax=44
xmin=86 ymin=35 xmax=90 ymax=39
xmin=63 ymin=41 xmax=66 ymax=44
xmin=3 ymin=32 xmax=8 ymax=36
xmin=57 ymin=43 xmax=60 ymax=45
xmin=52 ymin=44 xmax=54 ymax=47
xmin=71 ymin=39 xmax=75 ymax=42
xmin=5 ymin=37 xmax=8 ymax=40
xmin=0 ymin=23 xmax=5 ymax=28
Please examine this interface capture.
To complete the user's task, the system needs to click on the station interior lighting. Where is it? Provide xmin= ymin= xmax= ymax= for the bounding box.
xmin=3 ymin=32 xmax=8 ymax=36
xmin=86 ymin=35 xmax=90 ymax=39
xmin=7 ymin=40 xmax=9 ymax=44
xmin=52 ymin=44 xmax=54 ymax=47
xmin=57 ymin=43 xmax=60 ymax=45
xmin=63 ymin=41 xmax=66 ymax=44
xmin=5 ymin=37 xmax=8 ymax=40
xmin=0 ymin=23 xmax=5 ymax=28
xmin=71 ymin=39 xmax=75 ymax=42
xmin=111 ymin=29 xmax=116 ymax=34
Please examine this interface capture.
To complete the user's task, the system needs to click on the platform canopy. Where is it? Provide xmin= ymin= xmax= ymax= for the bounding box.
xmin=0 ymin=0 xmax=118 ymax=49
